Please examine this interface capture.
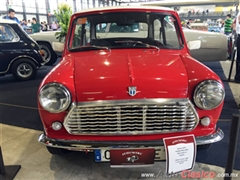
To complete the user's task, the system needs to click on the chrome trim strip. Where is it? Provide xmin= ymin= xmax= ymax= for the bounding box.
xmin=111 ymin=164 xmax=153 ymax=168
xmin=116 ymin=106 xmax=121 ymax=132
xmin=0 ymin=55 xmax=39 ymax=74
xmin=75 ymin=98 xmax=190 ymax=106
xmin=143 ymin=105 xmax=147 ymax=132
xmin=63 ymin=98 xmax=199 ymax=135
xmin=38 ymin=128 xmax=224 ymax=150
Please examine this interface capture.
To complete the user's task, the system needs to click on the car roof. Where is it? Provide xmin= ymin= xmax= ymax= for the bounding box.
xmin=73 ymin=6 xmax=174 ymax=16
xmin=0 ymin=19 xmax=18 ymax=24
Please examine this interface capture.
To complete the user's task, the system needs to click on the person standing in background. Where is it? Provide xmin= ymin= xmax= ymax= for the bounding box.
xmin=20 ymin=19 xmax=29 ymax=32
xmin=41 ymin=21 xmax=48 ymax=31
xmin=2 ymin=8 xmax=20 ymax=24
xmin=232 ymin=18 xmax=237 ymax=44
xmin=27 ymin=19 xmax=31 ymax=26
xmin=31 ymin=17 xmax=42 ymax=33
xmin=51 ymin=21 xmax=58 ymax=31
xmin=224 ymin=14 xmax=232 ymax=35
xmin=235 ymin=11 xmax=240 ymax=83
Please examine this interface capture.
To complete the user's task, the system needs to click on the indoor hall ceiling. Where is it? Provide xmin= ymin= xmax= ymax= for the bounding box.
xmin=118 ymin=0 xmax=239 ymax=6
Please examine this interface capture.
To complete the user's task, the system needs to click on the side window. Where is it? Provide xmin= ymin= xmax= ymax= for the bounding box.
xmin=153 ymin=19 xmax=162 ymax=41
xmin=71 ymin=18 xmax=90 ymax=48
xmin=164 ymin=16 xmax=181 ymax=48
xmin=0 ymin=25 xmax=19 ymax=43
xmin=154 ymin=16 xmax=181 ymax=49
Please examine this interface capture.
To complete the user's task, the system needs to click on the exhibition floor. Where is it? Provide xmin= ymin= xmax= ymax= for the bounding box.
xmin=0 ymin=60 xmax=240 ymax=180
xmin=0 ymin=124 xmax=239 ymax=180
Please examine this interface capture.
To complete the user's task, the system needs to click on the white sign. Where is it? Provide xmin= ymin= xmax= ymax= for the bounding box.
xmin=163 ymin=134 xmax=196 ymax=175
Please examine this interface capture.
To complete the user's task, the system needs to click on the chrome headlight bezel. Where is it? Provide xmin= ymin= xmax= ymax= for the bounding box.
xmin=193 ymin=80 xmax=225 ymax=110
xmin=39 ymin=83 xmax=71 ymax=113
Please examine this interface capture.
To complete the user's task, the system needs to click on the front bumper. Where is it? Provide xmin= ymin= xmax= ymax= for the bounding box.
xmin=38 ymin=128 xmax=224 ymax=151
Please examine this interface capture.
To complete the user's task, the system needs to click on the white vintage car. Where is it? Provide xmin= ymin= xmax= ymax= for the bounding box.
xmin=30 ymin=15 xmax=228 ymax=65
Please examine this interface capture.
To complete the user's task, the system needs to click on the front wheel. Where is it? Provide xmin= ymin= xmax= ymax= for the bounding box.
xmin=11 ymin=59 xmax=37 ymax=81
xmin=39 ymin=42 xmax=58 ymax=66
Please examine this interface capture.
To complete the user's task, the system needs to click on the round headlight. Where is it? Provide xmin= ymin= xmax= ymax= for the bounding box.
xmin=193 ymin=80 xmax=225 ymax=110
xmin=39 ymin=83 xmax=71 ymax=113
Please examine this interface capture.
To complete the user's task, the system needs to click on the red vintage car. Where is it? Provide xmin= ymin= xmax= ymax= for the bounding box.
xmin=37 ymin=6 xmax=225 ymax=166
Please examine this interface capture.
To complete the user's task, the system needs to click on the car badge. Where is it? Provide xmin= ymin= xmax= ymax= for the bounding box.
xmin=128 ymin=86 xmax=137 ymax=96
xmin=126 ymin=155 xmax=139 ymax=163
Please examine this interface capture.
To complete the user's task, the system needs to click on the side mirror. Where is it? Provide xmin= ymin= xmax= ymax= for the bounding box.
xmin=52 ymin=42 xmax=64 ymax=53
xmin=187 ymin=40 xmax=201 ymax=50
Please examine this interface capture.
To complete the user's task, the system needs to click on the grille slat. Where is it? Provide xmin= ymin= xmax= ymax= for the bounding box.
xmin=66 ymin=118 xmax=195 ymax=124
xmin=64 ymin=99 xmax=199 ymax=135
xmin=67 ymin=122 xmax=195 ymax=128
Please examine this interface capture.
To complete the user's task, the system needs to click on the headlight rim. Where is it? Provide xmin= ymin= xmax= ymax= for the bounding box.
xmin=39 ymin=82 xmax=71 ymax=113
xmin=193 ymin=80 xmax=225 ymax=110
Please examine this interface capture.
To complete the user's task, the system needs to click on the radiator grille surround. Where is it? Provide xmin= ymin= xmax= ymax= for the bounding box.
xmin=63 ymin=99 xmax=199 ymax=135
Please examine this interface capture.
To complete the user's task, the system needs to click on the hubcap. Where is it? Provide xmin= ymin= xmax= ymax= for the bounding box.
xmin=17 ymin=63 xmax=33 ymax=78
xmin=41 ymin=46 xmax=51 ymax=63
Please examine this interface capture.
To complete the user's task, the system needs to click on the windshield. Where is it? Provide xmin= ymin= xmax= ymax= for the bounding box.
xmin=68 ymin=12 xmax=183 ymax=51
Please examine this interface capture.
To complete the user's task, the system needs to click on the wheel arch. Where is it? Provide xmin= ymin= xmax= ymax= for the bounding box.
xmin=7 ymin=55 xmax=40 ymax=73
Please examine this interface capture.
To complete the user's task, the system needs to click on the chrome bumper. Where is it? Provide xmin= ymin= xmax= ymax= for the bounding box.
xmin=38 ymin=128 xmax=224 ymax=151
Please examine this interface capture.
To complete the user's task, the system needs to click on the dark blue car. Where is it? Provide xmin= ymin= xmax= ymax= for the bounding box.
xmin=0 ymin=19 xmax=45 ymax=81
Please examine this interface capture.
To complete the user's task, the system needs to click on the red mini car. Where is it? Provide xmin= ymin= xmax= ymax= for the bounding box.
xmin=37 ymin=6 xmax=225 ymax=166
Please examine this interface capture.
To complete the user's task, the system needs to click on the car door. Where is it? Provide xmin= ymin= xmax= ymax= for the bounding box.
xmin=0 ymin=24 xmax=20 ymax=74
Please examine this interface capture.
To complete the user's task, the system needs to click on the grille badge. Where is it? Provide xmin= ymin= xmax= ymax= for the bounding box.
xmin=128 ymin=86 xmax=137 ymax=96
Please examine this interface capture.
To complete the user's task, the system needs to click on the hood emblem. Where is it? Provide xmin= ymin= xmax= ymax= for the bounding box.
xmin=128 ymin=86 xmax=137 ymax=96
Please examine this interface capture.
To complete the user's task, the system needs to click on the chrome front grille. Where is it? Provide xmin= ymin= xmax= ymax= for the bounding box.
xmin=63 ymin=99 xmax=199 ymax=135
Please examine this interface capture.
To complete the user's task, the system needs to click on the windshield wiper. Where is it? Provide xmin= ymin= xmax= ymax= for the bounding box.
xmin=69 ymin=45 xmax=109 ymax=52
xmin=114 ymin=40 xmax=160 ymax=50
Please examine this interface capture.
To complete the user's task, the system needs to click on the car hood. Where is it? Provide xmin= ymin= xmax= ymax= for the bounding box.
xmin=70 ymin=49 xmax=189 ymax=101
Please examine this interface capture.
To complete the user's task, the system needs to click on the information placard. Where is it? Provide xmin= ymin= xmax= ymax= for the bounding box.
xmin=163 ymin=135 xmax=196 ymax=175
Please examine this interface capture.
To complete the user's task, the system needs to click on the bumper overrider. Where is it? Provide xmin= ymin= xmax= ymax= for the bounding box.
xmin=38 ymin=128 xmax=224 ymax=151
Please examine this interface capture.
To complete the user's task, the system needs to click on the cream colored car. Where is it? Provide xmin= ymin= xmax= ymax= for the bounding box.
xmin=183 ymin=28 xmax=228 ymax=62
xmin=30 ymin=23 xmax=228 ymax=65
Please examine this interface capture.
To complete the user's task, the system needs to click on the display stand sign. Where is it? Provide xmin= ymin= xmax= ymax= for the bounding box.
xmin=163 ymin=134 xmax=196 ymax=175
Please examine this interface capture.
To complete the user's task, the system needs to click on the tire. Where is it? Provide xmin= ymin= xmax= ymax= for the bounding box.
xmin=11 ymin=59 xmax=37 ymax=81
xmin=39 ymin=42 xmax=58 ymax=66
xmin=46 ymin=146 xmax=69 ymax=155
xmin=197 ymin=144 xmax=211 ymax=150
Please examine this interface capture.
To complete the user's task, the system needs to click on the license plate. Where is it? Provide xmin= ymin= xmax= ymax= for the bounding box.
xmin=110 ymin=148 xmax=155 ymax=167
xmin=94 ymin=147 xmax=165 ymax=166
